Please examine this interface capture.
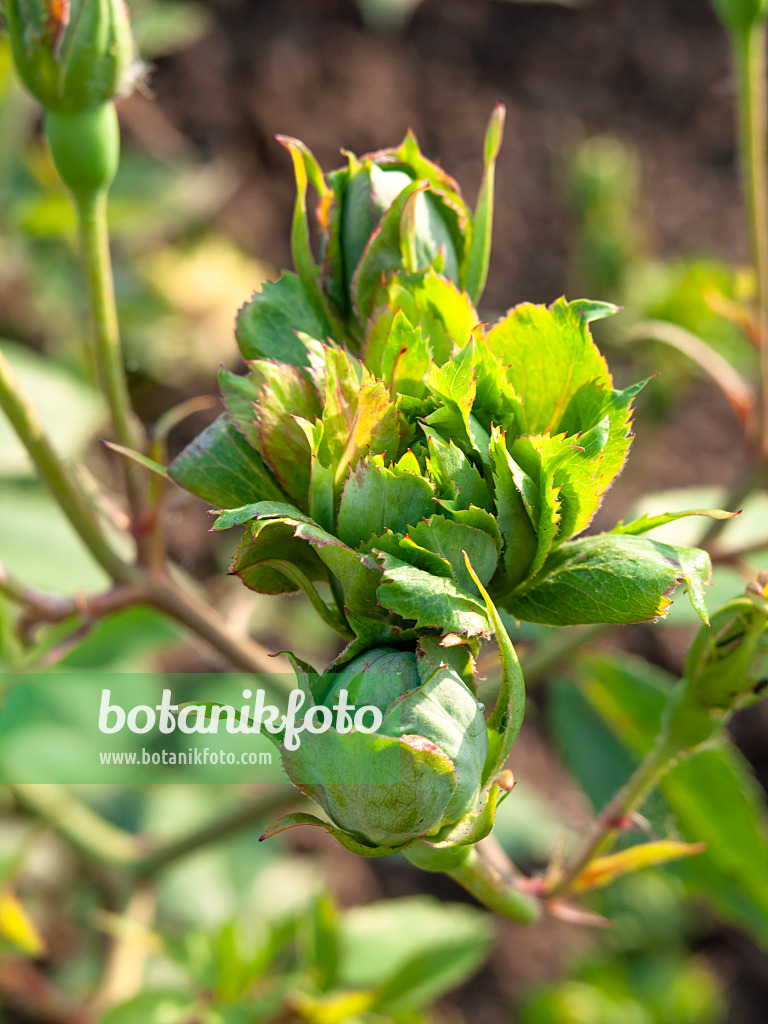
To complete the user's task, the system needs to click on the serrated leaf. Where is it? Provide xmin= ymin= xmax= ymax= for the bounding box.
xmin=378 ymin=309 xmax=433 ymax=399
xmin=407 ymin=515 xmax=499 ymax=594
xmin=337 ymin=460 xmax=435 ymax=548
xmin=220 ymin=362 xmax=318 ymax=507
xmin=334 ymin=373 xmax=402 ymax=486
xmin=169 ymin=415 xmax=288 ymax=508
xmin=485 ymin=297 xmax=613 ymax=435
xmin=366 ymin=268 xmax=479 ymax=367
xmin=227 ymin=503 xmax=382 ymax=619
xmin=369 ymin=528 xmax=454 ymax=578
xmin=488 ymin=429 xmax=537 ymax=594
xmin=377 ymin=552 xmax=489 ymax=635
xmin=235 ymin=272 xmax=331 ymax=366
xmin=424 ymin=429 xmax=491 ymax=510
xmin=317 ymin=346 xmax=363 ymax=470
xmin=504 ymin=534 xmax=712 ymax=626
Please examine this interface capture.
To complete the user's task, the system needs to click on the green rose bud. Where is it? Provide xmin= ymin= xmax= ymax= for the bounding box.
xmin=661 ymin=581 xmax=768 ymax=752
xmin=280 ymin=642 xmax=488 ymax=851
xmin=710 ymin=0 xmax=768 ymax=35
xmin=5 ymin=0 xmax=136 ymax=114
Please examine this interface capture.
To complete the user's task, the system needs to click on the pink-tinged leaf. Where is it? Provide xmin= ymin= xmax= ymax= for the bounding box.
xmin=334 ymin=372 xmax=402 ymax=486
xmin=571 ymin=840 xmax=707 ymax=893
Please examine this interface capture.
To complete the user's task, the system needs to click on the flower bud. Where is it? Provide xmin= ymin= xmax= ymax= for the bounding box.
xmin=5 ymin=0 xmax=136 ymax=113
xmin=662 ymin=584 xmax=768 ymax=751
xmin=281 ymin=644 xmax=488 ymax=851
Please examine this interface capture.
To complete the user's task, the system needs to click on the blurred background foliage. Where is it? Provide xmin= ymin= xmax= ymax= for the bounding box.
xmin=1 ymin=0 xmax=768 ymax=1021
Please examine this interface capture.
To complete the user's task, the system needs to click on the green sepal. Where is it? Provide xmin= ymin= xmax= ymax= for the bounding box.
xmin=612 ymin=507 xmax=738 ymax=537
xmin=463 ymin=553 xmax=526 ymax=786
xmin=464 ymin=104 xmax=505 ymax=303
xmin=282 ymin=729 xmax=459 ymax=848
xmin=260 ymin=813 xmax=394 ymax=858
xmin=352 ymin=177 xmax=429 ymax=323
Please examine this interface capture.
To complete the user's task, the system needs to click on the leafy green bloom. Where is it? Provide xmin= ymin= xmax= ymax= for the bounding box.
xmin=171 ymin=123 xmax=714 ymax=658
xmin=4 ymin=0 xmax=136 ymax=113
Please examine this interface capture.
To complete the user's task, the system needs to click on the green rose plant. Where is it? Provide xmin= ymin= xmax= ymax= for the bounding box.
xmin=166 ymin=113 xmax=763 ymax=918
xmin=2 ymin=0 xmax=767 ymax=935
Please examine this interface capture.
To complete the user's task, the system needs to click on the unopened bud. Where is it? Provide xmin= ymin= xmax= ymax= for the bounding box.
xmin=5 ymin=0 xmax=136 ymax=114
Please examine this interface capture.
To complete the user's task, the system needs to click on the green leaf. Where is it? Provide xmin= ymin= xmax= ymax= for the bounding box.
xmin=567 ymin=298 xmax=621 ymax=323
xmin=231 ymin=518 xmax=328 ymax=595
xmin=389 ymin=129 xmax=471 ymax=277
xmin=352 ymin=177 xmax=428 ymax=322
xmin=260 ymin=812 xmax=393 ymax=858
xmin=366 ymin=268 xmax=479 ymax=367
xmin=488 ymin=429 xmax=537 ymax=594
xmin=485 ymin=297 xmax=613 ymax=435
xmin=504 ymin=534 xmax=712 ymax=626
xmin=465 ymin=104 xmax=505 ymax=303
xmin=333 ymin=372 xmax=403 ymax=486
xmin=338 ymin=897 xmax=492 ymax=1010
xmin=710 ymin=0 xmax=768 ymax=34
xmin=424 ymin=429 xmax=491 ymax=510
xmin=377 ymin=309 xmax=433 ymax=399
xmin=235 ymin=272 xmax=331 ymax=366
xmin=565 ymin=654 xmax=768 ymax=947
xmin=425 ymin=341 xmax=477 ymax=438
xmin=377 ymin=552 xmax=489 ymax=635
xmin=369 ymin=528 xmax=454 ymax=578
xmin=337 ymin=459 xmax=435 ymax=549
xmin=168 ymin=415 xmax=288 ymax=508
xmin=277 ymin=136 xmax=349 ymax=343
xmin=221 ymin=362 xmax=319 ymax=507
xmin=407 ymin=514 xmax=499 ymax=594
xmin=316 ymin=346 xmax=364 ymax=470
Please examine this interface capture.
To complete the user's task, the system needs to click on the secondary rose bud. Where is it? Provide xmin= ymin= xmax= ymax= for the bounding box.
xmin=5 ymin=0 xmax=136 ymax=114
xmin=662 ymin=586 xmax=768 ymax=751
xmin=281 ymin=643 xmax=488 ymax=851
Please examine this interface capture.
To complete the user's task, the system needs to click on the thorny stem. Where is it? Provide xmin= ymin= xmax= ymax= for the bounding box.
xmin=75 ymin=192 xmax=150 ymax=561
xmin=733 ymin=22 xmax=768 ymax=454
xmin=545 ymin=736 xmax=677 ymax=899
